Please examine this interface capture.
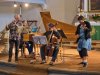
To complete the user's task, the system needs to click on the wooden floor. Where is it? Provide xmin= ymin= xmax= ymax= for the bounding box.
xmin=0 ymin=47 xmax=100 ymax=75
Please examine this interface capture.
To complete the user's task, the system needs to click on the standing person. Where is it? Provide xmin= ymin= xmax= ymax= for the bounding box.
xmin=75 ymin=16 xmax=92 ymax=67
xmin=40 ymin=23 xmax=61 ymax=65
xmin=21 ymin=20 xmax=34 ymax=55
xmin=6 ymin=14 xmax=23 ymax=62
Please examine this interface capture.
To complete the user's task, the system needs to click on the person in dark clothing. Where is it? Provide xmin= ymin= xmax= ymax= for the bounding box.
xmin=75 ymin=16 xmax=92 ymax=67
xmin=40 ymin=23 xmax=61 ymax=65
xmin=21 ymin=20 xmax=34 ymax=56
xmin=6 ymin=14 xmax=23 ymax=62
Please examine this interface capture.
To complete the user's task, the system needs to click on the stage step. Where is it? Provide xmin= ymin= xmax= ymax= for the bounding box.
xmin=0 ymin=70 xmax=23 ymax=75
xmin=0 ymin=61 xmax=48 ymax=75
xmin=0 ymin=62 xmax=24 ymax=75
xmin=0 ymin=61 xmax=100 ymax=75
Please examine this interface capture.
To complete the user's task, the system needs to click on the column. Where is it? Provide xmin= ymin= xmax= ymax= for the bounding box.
xmin=83 ymin=0 xmax=88 ymax=18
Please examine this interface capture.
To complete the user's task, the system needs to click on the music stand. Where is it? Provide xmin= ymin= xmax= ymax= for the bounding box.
xmin=58 ymin=29 xmax=67 ymax=39
xmin=32 ymin=36 xmax=47 ymax=45
xmin=32 ymin=36 xmax=47 ymax=60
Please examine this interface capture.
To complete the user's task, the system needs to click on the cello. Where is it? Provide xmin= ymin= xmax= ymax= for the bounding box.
xmin=45 ymin=30 xmax=58 ymax=56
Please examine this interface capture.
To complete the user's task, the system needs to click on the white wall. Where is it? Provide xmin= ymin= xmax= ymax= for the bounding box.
xmin=22 ymin=4 xmax=45 ymax=32
xmin=0 ymin=6 xmax=15 ymax=32
xmin=0 ymin=4 xmax=45 ymax=32
xmin=46 ymin=0 xmax=80 ymax=24
xmin=65 ymin=0 xmax=80 ymax=24
xmin=0 ymin=0 xmax=80 ymax=32
xmin=46 ymin=0 xmax=66 ymax=23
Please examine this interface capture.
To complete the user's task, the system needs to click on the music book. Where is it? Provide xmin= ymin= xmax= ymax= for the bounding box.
xmin=32 ymin=36 xmax=47 ymax=45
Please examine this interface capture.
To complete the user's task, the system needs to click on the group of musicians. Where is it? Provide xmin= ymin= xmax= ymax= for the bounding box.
xmin=6 ymin=14 xmax=92 ymax=67
xmin=6 ymin=14 xmax=61 ymax=65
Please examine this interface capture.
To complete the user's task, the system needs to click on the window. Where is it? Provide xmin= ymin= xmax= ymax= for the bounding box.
xmin=89 ymin=0 xmax=100 ymax=12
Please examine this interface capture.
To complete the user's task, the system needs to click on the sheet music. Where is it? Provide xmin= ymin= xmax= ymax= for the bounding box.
xmin=32 ymin=36 xmax=47 ymax=45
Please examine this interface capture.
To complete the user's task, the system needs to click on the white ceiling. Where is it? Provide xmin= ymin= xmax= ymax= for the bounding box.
xmin=0 ymin=0 xmax=45 ymax=5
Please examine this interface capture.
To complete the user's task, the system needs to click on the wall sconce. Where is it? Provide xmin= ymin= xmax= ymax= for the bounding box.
xmin=24 ymin=3 xmax=29 ymax=7
xmin=14 ymin=2 xmax=17 ymax=7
